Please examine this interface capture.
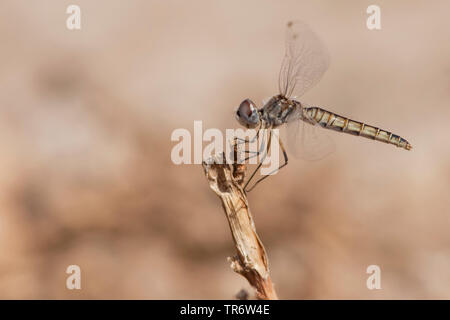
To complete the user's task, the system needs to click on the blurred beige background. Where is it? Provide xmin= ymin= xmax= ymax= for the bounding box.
xmin=0 ymin=0 xmax=449 ymax=299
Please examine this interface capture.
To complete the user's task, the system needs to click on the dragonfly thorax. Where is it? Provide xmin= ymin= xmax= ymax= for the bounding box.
xmin=259 ymin=95 xmax=298 ymax=128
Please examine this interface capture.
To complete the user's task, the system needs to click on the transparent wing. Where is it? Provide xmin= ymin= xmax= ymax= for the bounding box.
xmin=278 ymin=21 xmax=330 ymax=99
xmin=283 ymin=103 xmax=335 ymax=161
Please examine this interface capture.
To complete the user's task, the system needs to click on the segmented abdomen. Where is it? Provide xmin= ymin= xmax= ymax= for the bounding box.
xmin=305 ymin=107 xmax=412 ymax=150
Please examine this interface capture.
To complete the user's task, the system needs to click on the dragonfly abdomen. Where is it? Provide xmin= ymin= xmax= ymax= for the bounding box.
xmin=305 ymin=107 xmax=412 ymax=150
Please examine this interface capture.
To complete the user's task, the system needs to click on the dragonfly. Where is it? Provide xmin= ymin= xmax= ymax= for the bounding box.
xmin=235 ymin=21 xmax=412 ymax=192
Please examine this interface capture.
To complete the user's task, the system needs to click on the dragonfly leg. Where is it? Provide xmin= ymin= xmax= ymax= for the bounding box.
xmin=232 ymin=127 xmax=266 ymax=160
xmin=231 ymin=128 xmax=263 ymax=165
xmin=244 ymin=129 xmax=267 ymax=161
xmin=235 ymin=124 xmax=262 ymax=146
xmin=245 ymin=136 xmax=289 ymax=193
xmin=244 ymin=130 xmax=273 ymax=192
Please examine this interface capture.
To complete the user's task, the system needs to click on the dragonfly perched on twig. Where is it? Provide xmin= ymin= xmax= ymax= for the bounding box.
xmin=235 ymin=21 xmax=412 ymax=192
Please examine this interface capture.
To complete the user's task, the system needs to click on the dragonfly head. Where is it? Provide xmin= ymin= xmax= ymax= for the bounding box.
xmin=236 ymin=99 xmax=260 ymax=129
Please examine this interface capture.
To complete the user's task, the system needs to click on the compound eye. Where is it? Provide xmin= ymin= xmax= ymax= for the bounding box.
xmin=236 ymin=99 xmax=259 ymax=128
xmin=237 ymin=99 xmax=256 ymax=119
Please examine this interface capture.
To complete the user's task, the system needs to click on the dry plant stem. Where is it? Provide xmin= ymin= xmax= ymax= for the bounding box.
xmin=202 ymin=154 xmax=278 ymax=300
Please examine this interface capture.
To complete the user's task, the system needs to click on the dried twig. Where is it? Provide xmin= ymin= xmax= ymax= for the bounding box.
xmin=202 ymin=145 xmax=278 ymax=300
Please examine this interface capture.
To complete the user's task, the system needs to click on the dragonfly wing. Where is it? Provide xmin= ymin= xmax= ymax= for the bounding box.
xmin=284 ymin=103 xmax=335 ymax=161
xmin=279 ymin=21 xmax=330 ymax=99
